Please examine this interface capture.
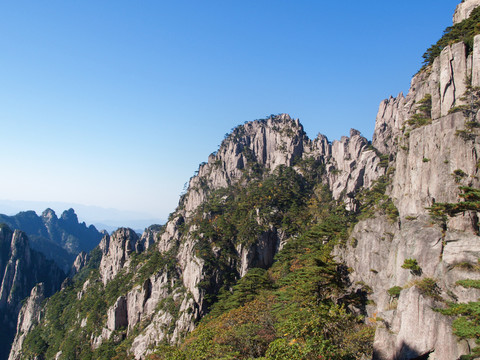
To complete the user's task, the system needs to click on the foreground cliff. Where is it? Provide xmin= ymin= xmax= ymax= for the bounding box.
xmin=10 ymin=1 xmax=480 ymax=359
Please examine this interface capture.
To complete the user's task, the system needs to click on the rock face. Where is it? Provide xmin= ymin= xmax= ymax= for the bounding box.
xmin=180 ymin=114 xmax=382 ymax=219
xmin=70 ymin=251 xmax=89 ymax=276
xmin=180 ymin=115 xmax=307 ymax=218
xmin=391 ymin=111 xmax=480 ymax=218
xmin=99 ymin=228 xmax=139 ymax=285
xmin=333 ymin=2 xmax=480 ymax=359
xmin=78 ymin=113 xmax=384 ymax=359
xmin=453 ymin=0 xmax=480 ymax=24
xmin=0 ymin=208 xmax=103 ymax=272
xmin=373 ymin=287 xmax=470 ymax=360
xmin=0 ymin=226 xmax=64 ymax=360
xmin=335 ymin=211 xmax=480 ymax=359
xmin=8 ymin=284 xmax=46 ymax=360
xmin=372 ymin=30 xmax=480 ymax=156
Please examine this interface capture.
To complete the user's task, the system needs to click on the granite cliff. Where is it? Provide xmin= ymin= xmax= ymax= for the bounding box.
xmin=0 ymin=225 xmax=64 ymax=360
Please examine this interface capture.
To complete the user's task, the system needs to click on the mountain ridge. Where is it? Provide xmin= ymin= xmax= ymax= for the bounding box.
xmin=8 ymin=1 xmax=480 ymax=359
xmin=0 ymin=208 xmax=104 ymax=272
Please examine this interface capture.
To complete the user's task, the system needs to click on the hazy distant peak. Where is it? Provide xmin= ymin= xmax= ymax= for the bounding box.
xmin=41 ymin=208 xmax=57 ymax=221
xmin=60 ymin=208 xmax=78 ymax=223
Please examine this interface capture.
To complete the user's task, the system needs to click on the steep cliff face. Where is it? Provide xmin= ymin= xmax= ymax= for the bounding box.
xmin=372 ymin=37 xmax=480 ymax=155
xmin=335 ymin=2 xmax=480 ymax=359
xmin=180 ymin=115 xmax=306 ymax=218
xmin=8 ymin=284 xmax=46 ymax=360
xmin=70 ymin=251 xmax=89 ymax=276
xmin=99 ymin=228 xmax=139 ymax=285
xmin=180 ymin=115 xmax=382 ymax=218
xmin=0 ymin=226 xmax=64 ymax=360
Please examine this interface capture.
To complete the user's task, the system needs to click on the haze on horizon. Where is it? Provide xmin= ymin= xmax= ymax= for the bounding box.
xmin=0 ymin=0 xmax=459 ymax=224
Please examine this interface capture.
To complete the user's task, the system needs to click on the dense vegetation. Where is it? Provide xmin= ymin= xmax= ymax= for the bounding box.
xmin=142 ymin=155 xmax=396 ymax=359
xmin=147 ymin=215 xmax=374 ymax=359
xmin=19 ymin=244 xmax=180 ymax=360
xmin=187 ymin=163 xmax=323 ymax=310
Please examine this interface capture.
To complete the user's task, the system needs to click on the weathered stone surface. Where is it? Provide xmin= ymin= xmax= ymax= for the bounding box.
xmin=130 ymin=311 xmax=173 ymax=359
xmin=181 ymin=114 xmax=308 ymax=218
xmin=2 ymin=227 xmax=64 ymax=360
xmin=8 ymin=284 xmax=45 ymax=360
xmin=443 ymin=230 xmax=480 ymax=266
xmin=1 ymin=228 xmax=64 ymax=308
xmin=236 ymin=229 xmax=285 ymax=277
xmin=99 ymin=228 xmax=139 ymax=285
xmin=70 ymin=251 xmax=89 ymax=276
xmin=140 ymin=225 xmax=162 ymax=251
xmin=177 ymin=237 xmax=204 ymax=303
xmin=374 ymin=287 xmax=469 ymax=360
xmin=473 ymin=35 xmax=480 ymax=87
xmin=107 ymin=296 xmax=128 ymax=332
xmin=391 ymin=112 xmax=480 ymax=218
xmin=337 ymin=6 xmax=480 ymax=356
xmin=372 ymin=37 xmax=480 ymax=158
xmin=453 ymin=0 xmax=480 ymax=24
xmin=372 ymin=94 xmax=408 ymax=154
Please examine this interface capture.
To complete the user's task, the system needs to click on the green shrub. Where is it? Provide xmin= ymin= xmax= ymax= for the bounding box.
xmin=456 ymin=279 xmax=480 ymax=289
xmin=440 ymin=280 xmax=480 ymax=358
xmin=406 ymin=94 xmax=432 ymax=128
xmin=428 ymin=186 xmax=480 ymax=219
xmin=453 ymin=169 xmax=468 ymax=183
xmin=414 ymin=278 xmax=442 ymax=301
xmin=357 ymin=175 xmax=398 ymax=223
xmin=401 ymin=258 xmax=422 ymax=276
xmin=387 ymin=286 xmax=402 ymax=298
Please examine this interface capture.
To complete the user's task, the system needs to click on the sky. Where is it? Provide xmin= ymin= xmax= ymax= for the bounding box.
xmin=0 ymin=0 xmax=461 ymax=227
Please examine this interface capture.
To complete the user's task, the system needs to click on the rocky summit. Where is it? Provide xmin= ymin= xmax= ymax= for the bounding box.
xmin=7 ymin=1 xmax=480 ymax=359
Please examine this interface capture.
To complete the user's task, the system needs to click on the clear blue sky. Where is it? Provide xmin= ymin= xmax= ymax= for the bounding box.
xmin=0 ymin=0 xmax=460 ymax=224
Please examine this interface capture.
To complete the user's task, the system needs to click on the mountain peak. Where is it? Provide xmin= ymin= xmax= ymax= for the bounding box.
xmin=453 ymin=0 xmax=480 ymax=24
xmin=60 ymin=208 xmax=78 ymax=223
xmin=41 ymin=208 xmax=57 ymax=221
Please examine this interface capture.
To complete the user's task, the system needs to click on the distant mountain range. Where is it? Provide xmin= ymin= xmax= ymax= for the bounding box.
xmin=0 ymin=208 xmax=104 ymax=272
xmin=0 ymin=199 xmax=164 ymax=233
